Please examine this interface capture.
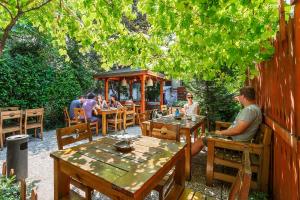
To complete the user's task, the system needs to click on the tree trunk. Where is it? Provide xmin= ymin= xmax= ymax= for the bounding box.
xmin=0 ymin=13 xmax=22 ymax=55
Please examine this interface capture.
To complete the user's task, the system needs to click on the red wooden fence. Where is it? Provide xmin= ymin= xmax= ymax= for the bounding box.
xmin=252 ymin=1 xmax=300 ymax=199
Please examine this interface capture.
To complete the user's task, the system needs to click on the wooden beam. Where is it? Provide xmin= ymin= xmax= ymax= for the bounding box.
xmin=105 ymin=79 xmax=109 ymax=102
xmin=160 ymin=80 xmax=164 ymax=108
xmin=141 ymin=75 xmax=146 ymax=112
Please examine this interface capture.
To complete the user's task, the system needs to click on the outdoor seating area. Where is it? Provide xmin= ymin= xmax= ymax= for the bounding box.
xmin=1 ymin=1 xmax=300 ymax=200
xmin=0 ymin=107 xmax=44 ymax=149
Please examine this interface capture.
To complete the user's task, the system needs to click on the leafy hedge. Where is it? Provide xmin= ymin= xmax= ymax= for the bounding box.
xmin=0 ymin=175 xmax=19 ymax=200
xmin=0 ymin=53 xmax=83 ymax=128
xmin=0 ymin=24 xmax=99 ymax=129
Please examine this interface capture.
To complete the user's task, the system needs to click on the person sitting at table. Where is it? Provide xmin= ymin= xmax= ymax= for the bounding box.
xmin=191 ymin=86 xmax=262 ymax=156
xmin=182 ymin=93 xmax=200 ymax=115
xmin=109 ymin=95 xmax=123 ymax=108
xmin=97 ymin=94 xmax=108 ymax=109
xmin=69 ymin=95 xmax=85 ymax=119
xmin=125 ymin=96 xmax=134 ymax=105
xmin=82 ymin=93 xmax=101 ymax=124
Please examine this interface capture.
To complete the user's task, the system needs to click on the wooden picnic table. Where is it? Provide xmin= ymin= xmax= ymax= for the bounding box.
xmin=142 ymin=115 xmax=206 ymax=180
xmin=96 ymin=108 xmax=120 ymax=136
xmin=50 ymin=136 xmax=186 ymax=200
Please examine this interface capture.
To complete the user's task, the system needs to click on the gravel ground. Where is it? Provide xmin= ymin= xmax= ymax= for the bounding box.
xmin=0 ymin=126 xmax=229 ymax=200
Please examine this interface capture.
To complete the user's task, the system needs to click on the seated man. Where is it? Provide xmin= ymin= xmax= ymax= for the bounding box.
xmin=182 ymin=93 xmax=200 ymax=115
xmin=82 ymin=93 xmax=101 ymax=123
xmin=69 ymin=95 xmax=85 ymax=119
xmin=192 ymin=86 xmax=262 ymax=156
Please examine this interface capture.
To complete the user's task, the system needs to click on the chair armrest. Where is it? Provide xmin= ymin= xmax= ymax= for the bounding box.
xmin=215 ymin=121 xmax=232 ymax=130
xmin=207 ymin=136 xmax=264 ymax=155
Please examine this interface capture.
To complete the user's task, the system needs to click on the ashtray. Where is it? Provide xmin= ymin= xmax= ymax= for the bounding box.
xmin=113 ymin=140 xmax=134 ymax=152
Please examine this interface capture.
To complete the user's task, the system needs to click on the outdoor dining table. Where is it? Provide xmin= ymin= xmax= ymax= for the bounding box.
xmin=50 ymin=136 xmax=186 ymax=200
xmin=96 ymin=108 xmax=120 ymax=136
xmin=141 ymin=115 xmax=206 ymax=180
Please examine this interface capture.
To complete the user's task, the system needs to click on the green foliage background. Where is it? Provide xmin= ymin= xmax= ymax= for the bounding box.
xmin=0 ymin=175 xmax=19 ymax=200
xmin=0 ymin=24 xmax=100 ymax=128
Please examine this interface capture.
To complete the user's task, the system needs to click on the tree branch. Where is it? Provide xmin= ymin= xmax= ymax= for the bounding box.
xmin=23 ymin=0 xmax=53 ymax=13
xmin=0 ymin=2 xmax=13 ymax=19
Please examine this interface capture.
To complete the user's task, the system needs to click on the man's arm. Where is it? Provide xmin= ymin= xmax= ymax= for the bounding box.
xmin=215 ymin=120 xmax=251 ymax=136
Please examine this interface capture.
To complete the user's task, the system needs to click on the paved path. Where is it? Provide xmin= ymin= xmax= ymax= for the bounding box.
xmin=0 ymin=126 xmax=228 ymax=200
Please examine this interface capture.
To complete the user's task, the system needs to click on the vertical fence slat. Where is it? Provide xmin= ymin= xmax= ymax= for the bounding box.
xmin=253 ymin=1 xmax=300 ymax=199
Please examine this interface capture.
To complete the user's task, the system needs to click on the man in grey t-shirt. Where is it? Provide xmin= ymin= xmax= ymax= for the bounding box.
xmin=192 ymin=86 xmax=262 ymax=156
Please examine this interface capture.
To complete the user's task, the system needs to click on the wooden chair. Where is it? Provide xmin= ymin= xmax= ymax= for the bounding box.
xmin=74 ymin=108 xmax=98 ymax=135
xmin=0 ymin=110 xmax=22 ymax=149
xmin=24 ymin=108 xmax=44 ymax=139
xmin=124 ymin=104 xmax=136 ymax=128
xmin=206 ymin=121 xmax=272 ymax=192
xmin=0 ymin=107 xmax=19 ymax=112
xmin=56 ymin=123 xmax=93 ymax=199
xmin=107 ymin=108 xmax=125 ymax=132
xmin=150 ymin=121 xmax=180 ymax=141
xmin=174 ymin=150 xmax=251 ymax=200
xmin=63 ymin=107 xmax=77 ymax=127
xmin=149 ymin=121 xmax=180 ymax=200
xmin=137 ymin=112 xmax=150 ymax=135
xmin=2 ymin=161 xmax=38 ymax=200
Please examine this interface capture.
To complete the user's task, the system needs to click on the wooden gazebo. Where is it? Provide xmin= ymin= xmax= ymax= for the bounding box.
xmin=94 ymin=68 xmax=167 ymax=112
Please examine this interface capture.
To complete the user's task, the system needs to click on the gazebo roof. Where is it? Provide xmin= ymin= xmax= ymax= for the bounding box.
xmin=94 ymin=68 xmax=166 ymax=80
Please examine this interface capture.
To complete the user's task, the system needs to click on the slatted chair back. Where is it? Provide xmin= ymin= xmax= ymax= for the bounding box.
xmin=24 ymin=108 xmax=44 ymax=138
xmin=0 ymin=107 xmax=19 ymax=112
xmin=137 ymin=112 xmax=150 ymax=125
xmin=1 ymin=110 xmax=22 ymax=121
xmin=25 ymin=108 xmax=44 ymax=124
xmin=63 ymin=107 xmax=71 ymax=123
xmin=116 ymin=108 xmax=126 ymax=123
xmin=56 ymin=123 xmax=92 ymax=150
xmin=253 ymin=123 xmax=272 ymax=145
xmin=125 ymin=103 xmax=135 ymax=112
xmin=228 ymin=150 xmax=252 ymax=200
xmin=73 ymin=108 xmax=87 ymax=123
xmin=63 ymin=107 xmax=78 ymax=127
xmin=0 ymin=110 xmax=23 ymax=149
xmin=150 ymin=121 xmax=180 ymax=142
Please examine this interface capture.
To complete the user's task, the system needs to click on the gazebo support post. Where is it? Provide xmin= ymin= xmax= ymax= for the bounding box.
xmin=141 ymin=75 xmax=146 ymax=112
xmin=129 ymin=80 xmax=133 ymax=98
xmin=160 ymin=80 xmax=164 ymax=109
xmin=105 ymin=78 xmax=109 ymax=102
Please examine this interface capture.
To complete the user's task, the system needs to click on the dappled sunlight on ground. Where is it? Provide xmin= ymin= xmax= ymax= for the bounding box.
xmin=0 ymin=126 xmax=229 ymax=200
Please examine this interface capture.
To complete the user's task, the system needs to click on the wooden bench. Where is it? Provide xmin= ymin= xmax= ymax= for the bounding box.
xmin=206 ymin=122 xmax=272 ymax=192
xmin=174 ymin=150 xmax=252 ymax=200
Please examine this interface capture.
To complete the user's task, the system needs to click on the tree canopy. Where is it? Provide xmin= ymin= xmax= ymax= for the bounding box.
xmin=0 ymin=0 xmax=279 ymax=87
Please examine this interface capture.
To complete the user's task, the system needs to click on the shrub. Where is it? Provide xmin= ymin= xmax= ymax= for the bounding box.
xmin=0 ymin=175 xmax=20 ymax=200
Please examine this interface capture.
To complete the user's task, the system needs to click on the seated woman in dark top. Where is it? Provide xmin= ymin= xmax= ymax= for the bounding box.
xmin=109 ymin=95 xmax=123 ymax=108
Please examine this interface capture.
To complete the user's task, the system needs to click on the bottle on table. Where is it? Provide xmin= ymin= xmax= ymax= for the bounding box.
xmin=175 ymin=108 xmax=180 ymax=118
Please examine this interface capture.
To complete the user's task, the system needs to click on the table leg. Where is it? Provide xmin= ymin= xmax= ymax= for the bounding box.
xmin=194 ymin=129 xmax=198 ymax=141
xmin=102 ymin=114 xmax=107 ymax=136
xmin=174 ymin=149 xmax=185 ymax=197
xmin=54 ymin=159 xmax=70 ymax=200
xmin=201 ymin=120 xmax=206 ymax=136
xmin=184 ymin=130 xmax=191 ymax=181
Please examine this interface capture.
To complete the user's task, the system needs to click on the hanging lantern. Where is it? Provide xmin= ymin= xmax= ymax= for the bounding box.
xmin=121 ymin=78 xmax=128 ymax=87
xmin=146 ymin=78 xmax=153 ymax=87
